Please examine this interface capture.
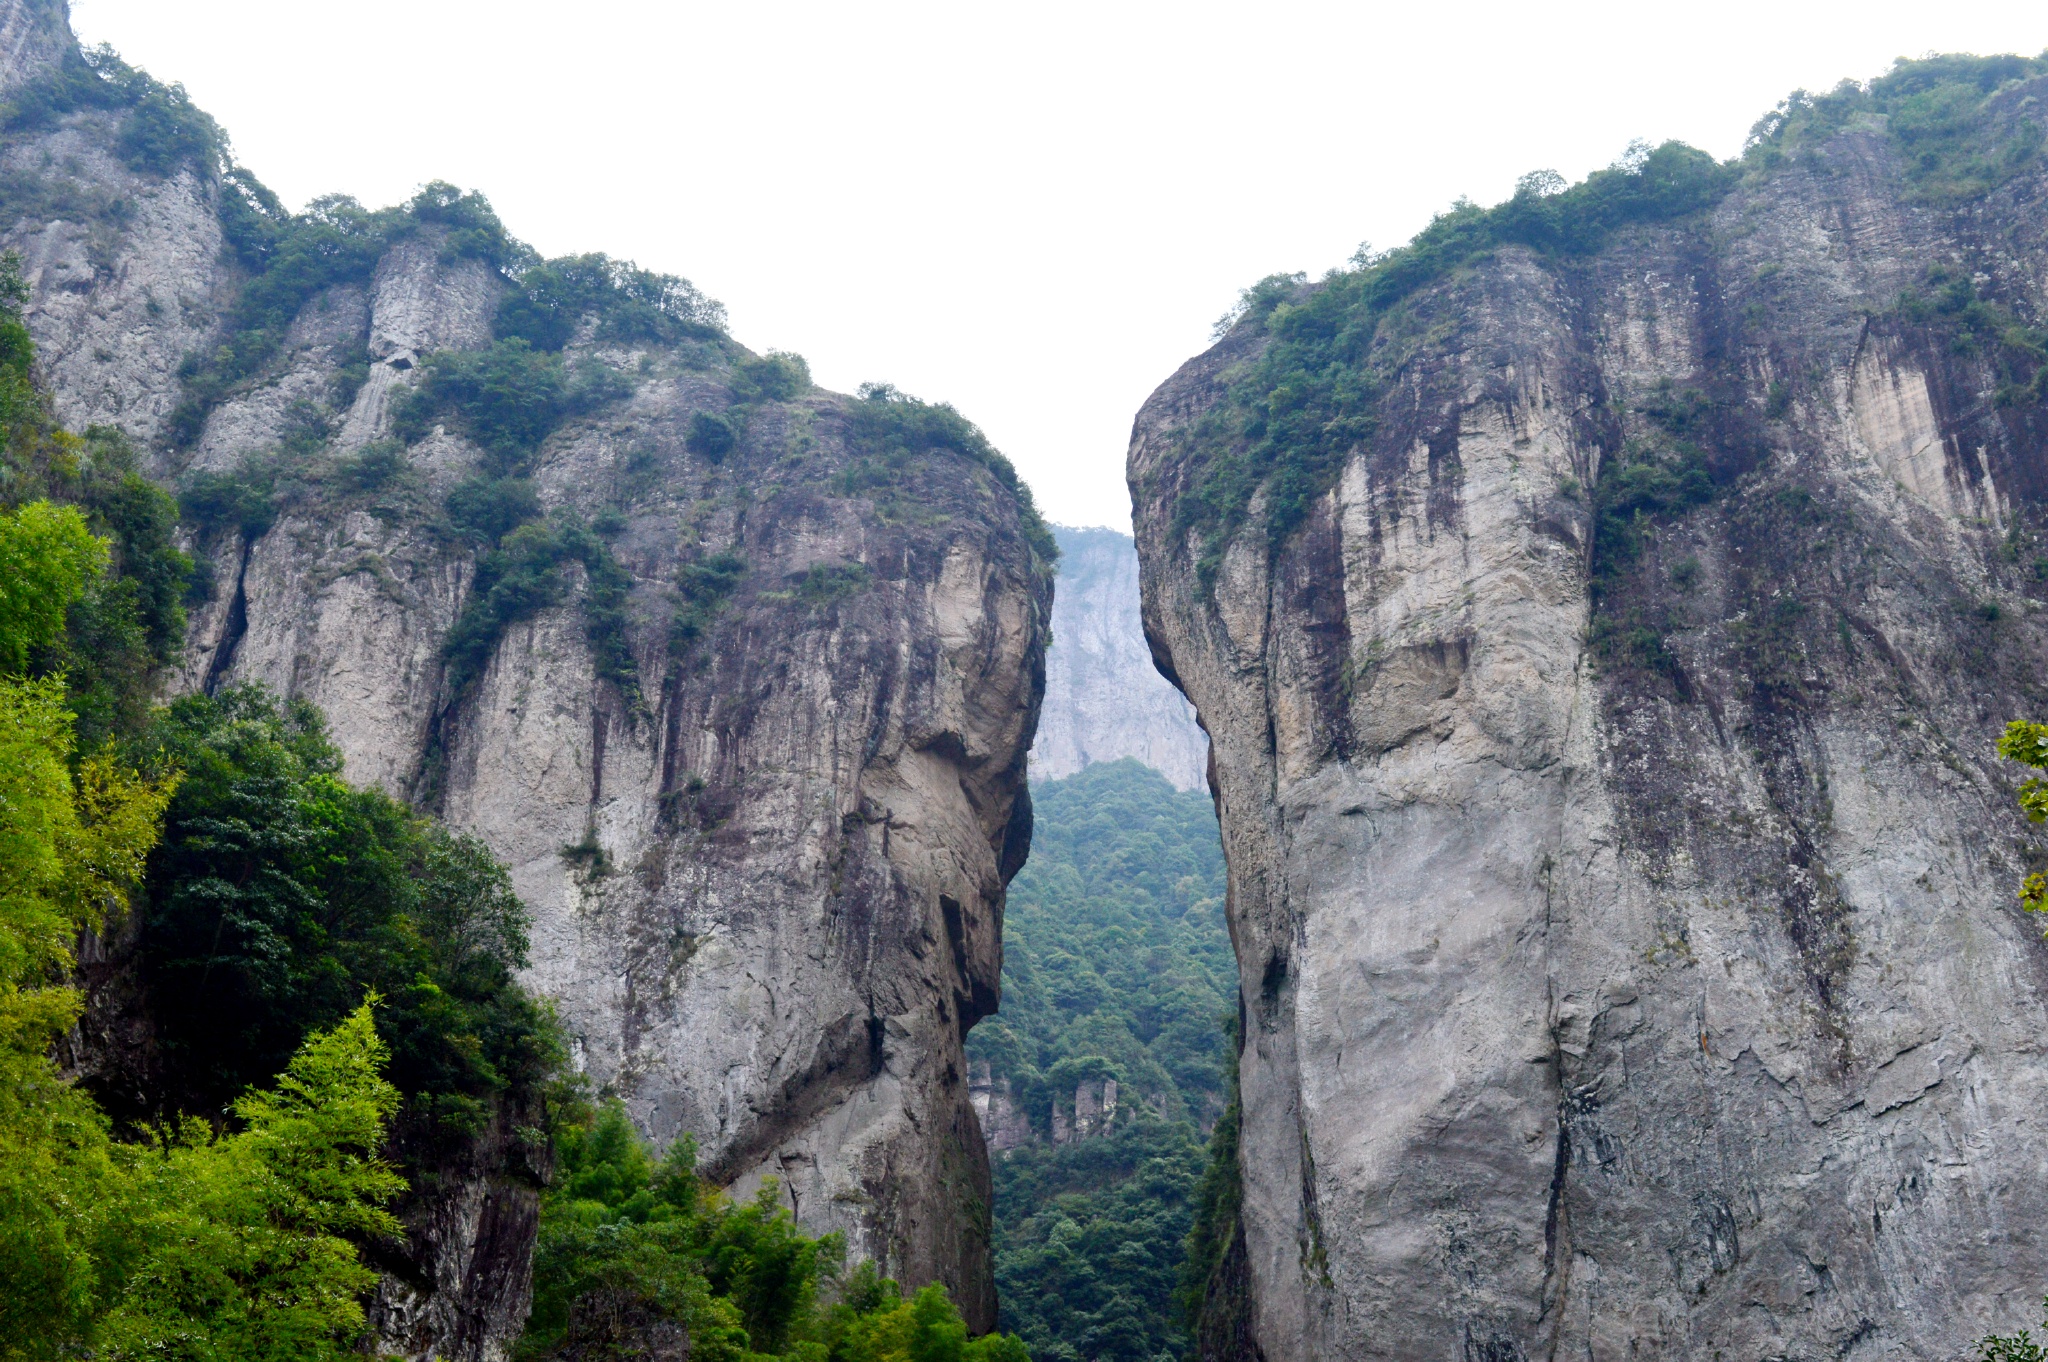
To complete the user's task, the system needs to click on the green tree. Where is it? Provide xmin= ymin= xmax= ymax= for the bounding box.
xmin=1998 ymin=720 xmax=2048 ymax=916
xmin=97 ymin=1005 xmax=405 ymax=1361
xmin=520 ymin=1101 xmax=1031 ymax=1361
xmin=124 ymin=686 xmax=557 ymax=1142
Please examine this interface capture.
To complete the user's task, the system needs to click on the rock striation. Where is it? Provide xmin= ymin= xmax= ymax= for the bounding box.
xmin=1132 ymin=73 xmax=2048 ymax=1361
xmin=3 ymin=0 xmax=1050 ymax=1346
xmin=1030 ymin=524 xmax=1208 ymax=790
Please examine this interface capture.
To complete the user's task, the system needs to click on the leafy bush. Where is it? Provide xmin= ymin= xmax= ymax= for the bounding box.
xmin=671 ymin=551 xmax=748 ymax=656
xmin=395 ymin=340 xmax=634 ymax=476
xmin=125 ymin=687 xmax=562 ymax=1142
xmin=496 ymin=252 xmax=726 ymax=351
xmin=1892 ymin=265 xmax=2048 ymax=406
xmin=519 ymin=1102 xmax=1030 ymax=1361
xmin=687 ymin=411 xmax=737 ymax=462
xmin=445 ymin=475 xmax=542 ymax=545
xmin=731 ymin=351 xmax=812 ymax=403
xmin=1979 ymin=1297 xmax=2048 ymax=1361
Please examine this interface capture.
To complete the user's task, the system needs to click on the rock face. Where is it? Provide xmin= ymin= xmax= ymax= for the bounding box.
xmin=3 ymin=0 xmax=1049 ymax=1346
xmin=1030 ymin=524 xmax=1208 ymax=790
xmin=1131 ymin=81 xmax=2048 ymax=1360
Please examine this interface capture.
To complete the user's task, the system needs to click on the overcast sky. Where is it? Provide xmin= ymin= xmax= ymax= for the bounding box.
xmin=68 ymin=1 xmax=2048 ymax=531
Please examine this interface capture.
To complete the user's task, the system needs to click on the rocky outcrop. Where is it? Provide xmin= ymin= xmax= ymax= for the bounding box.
xmin=3 ymin=0 xmax=1049 ymax=1344
xmin=1132 ymin=78 xmax=2048 ymax=1360
xmin=1030 ymin=524 xmax=1208 ymax=790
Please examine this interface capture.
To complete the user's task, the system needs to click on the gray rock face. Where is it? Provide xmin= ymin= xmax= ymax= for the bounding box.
xmin=3 ymin=0 xmax=1049 ymax=1345
xmin=1030 ymin=525 xmax=1208 ymax=790
xmin=0 ymin=0 xmax=66 ymax=92
xmin=1131 ymin=92 xmax=2048 ymax=1360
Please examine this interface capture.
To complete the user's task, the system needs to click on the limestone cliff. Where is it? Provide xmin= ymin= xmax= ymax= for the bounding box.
xmin=2 ymin=0 xmax=1050 ymax=1346
xmin=1029 ymin=525 xmax=1208 ymax=790
xmin=1133 ymin=65 xmax=2048 ymax=1360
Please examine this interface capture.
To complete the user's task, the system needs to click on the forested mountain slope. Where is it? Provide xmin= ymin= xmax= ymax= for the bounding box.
xmin=968 ymin=760 xmax=1230 ymax=1361
xmin=0 ymin=0 xmax=1051 ymax=1344
xmin=1133 ymin=54 xmax=2048 ymax=1359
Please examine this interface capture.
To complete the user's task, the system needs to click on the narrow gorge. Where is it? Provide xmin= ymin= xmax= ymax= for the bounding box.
xmin=1133 ymin=59 xmax=2048 ymax=1360
xmin=8 ymin=0 xmax=2048 ymax=1356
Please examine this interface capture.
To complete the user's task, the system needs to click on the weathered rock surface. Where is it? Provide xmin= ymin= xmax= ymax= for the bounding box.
xmin=3 ymin=0 xmax=1049 ymax=1346
xmin=1030 ymin=524 xmax=1208 ymax=790
xmin=1132 ymin=85 xmax=2048 ymax=1360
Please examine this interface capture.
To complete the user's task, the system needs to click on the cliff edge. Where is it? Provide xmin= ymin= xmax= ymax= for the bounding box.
xmin=1 ymin=1 xmax=1050 ymax=1345
xmin=1133 ymin=60 xmax=2048 ymax=1360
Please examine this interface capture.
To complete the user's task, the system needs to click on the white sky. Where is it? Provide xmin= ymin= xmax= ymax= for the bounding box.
xmin=67 ymin=1 xmax=2048 ymax=531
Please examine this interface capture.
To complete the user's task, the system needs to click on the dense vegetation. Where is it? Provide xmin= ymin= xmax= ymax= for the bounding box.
xmin=520 ymin=1102 xmax=1031 ymax=1362
xmin=1169 ymin=53 xmax=2048 ymax=585
xmin=968 ymin=760 xmax=1232 ymax=1361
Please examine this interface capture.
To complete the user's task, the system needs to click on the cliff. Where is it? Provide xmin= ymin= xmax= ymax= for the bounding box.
xmin=1131 ymin=61 xmax=2048 ymax=1360
xmin=1029 ymin=525 xmax=1208 ymax=790
xmin=2 ymin=0 xmax=1049 ymax=1346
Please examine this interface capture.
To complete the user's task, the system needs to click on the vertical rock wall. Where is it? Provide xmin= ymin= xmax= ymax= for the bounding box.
xmin=2 ymin=0 xmax=1050 ymax=1345
xmin=1132 ymin=87 xmax=2048 ymax=1360
xmin=1030 ymin=524 xmax=1209 ymax=790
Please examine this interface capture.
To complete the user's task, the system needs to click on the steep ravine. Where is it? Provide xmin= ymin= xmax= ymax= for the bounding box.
xmin=1132 ymin=69 xmax=2048 ymax=1361
xmin=2 ymin=1 xmax=1050 ymax=1350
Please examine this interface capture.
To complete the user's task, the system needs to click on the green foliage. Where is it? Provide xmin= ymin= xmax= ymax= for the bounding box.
xmin=992 ymin=1119 xmax=1206 ymax=1362
xmin=688 ymin=411 xmax=739 ymax=463
xmin=1589 ymin=386 xmax=1718 ymax=591
xmin=781 ymin=562 xmax=872 ymax=609
xmin=179 ymin=464 xmax=279 ymax=539
xmin=1746 ymin=54 xmax=2048 ymax=203
xmin=845 ymin=384 xmax=1057 ymax=565
xmin=972 ymin=761 xmax=1231 ymax=1125
xmin=1998 ymin=720 xmax=2048 ymax=917
xmin=445 ymin=475 xmax=542 ymax=545
xmin=1176 ymin=1047 xmax=1242 ymax=1351
xmin=521 ymin=1102 xmax=1030 ymax=1361
xmin=732 ymin=351 xmax=813 ymax=403
xmin=1 ymin=1004 xmax=408 ymax=1362
xmin=968 ymin=760 xmax=1231 ymax=1360
xmin=1892 ymin=265 xmax=2048 ymax=407
xmin=1980 ymin=1298 xmax=2048 ymax=1362
xmin=0 ymin=605 xmax=401 ymax=1362
xmin=496 ymin=253 xmax=726 ymax=351
xmin=169 ymin=180 xmax=529 ymax=451
xmin=127 ymin=687 xmax=560 ymax=1141
xmin=96 ymin=1006 xmax=405 ymax=1361
xmin=1173 ymin=141 xmax=1736 ymax=577
xmin=394 ymin=340 xmax=633 ymax=476
xmin=0 ymin=499 xmax=106 ymax=673
xmin=441 ymin=517 xmax=644 ymax=706
xmin=0 ymin=43 xmax=227 ymax=179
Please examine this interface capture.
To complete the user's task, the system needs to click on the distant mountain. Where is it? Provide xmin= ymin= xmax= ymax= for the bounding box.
xmin=1031 ymin=526 xmax=1207 ymax=790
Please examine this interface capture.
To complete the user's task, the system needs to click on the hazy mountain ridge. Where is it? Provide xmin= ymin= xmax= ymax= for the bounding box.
xmin=1030 ymin=525 xmax=1207 ymax=792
